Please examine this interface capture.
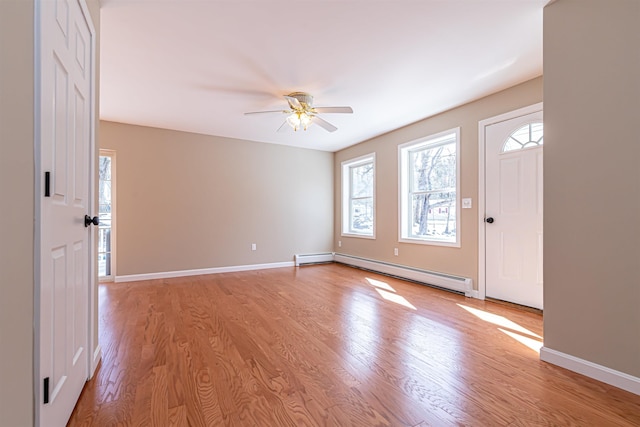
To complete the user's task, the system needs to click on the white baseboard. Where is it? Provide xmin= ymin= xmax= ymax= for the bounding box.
xmin=114 ymin=261 xmax=295 ymax=283
xmin=540 ymin=347 xmax=640 ymax=396
xmin=334 ymin=253 xmax=473 ymax=295
xmin=90 ymin=345 xmax=102 ymax=378
xmin=465 ymin=289 xmax=480 ymax=299
xmin=294 ymin=252 xmax=334 ymax=266
xmin=113 ymin=255 xmax=477 ymax=298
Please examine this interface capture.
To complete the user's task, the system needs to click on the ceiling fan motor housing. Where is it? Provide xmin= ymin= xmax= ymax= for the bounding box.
xmin=288 ymin=92 xmax=314 ymax=109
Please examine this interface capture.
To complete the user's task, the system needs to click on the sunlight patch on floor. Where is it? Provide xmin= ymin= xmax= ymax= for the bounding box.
xmin=375 ymin=288 xmax=416 ymax=310
xmin=457 ymin=304 xmax=541 ymax=339
xmin=457 ymin=303 xmax=543 ymax=353
xmin=365 ymin=277 xmax=396 ymax=293
xmin=499 ymin=328 xmax=543 ymax=353
xmin=366 ymin=277 xmax=416 ymax=310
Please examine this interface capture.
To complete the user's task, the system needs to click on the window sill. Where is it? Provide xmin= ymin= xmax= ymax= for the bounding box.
xmin=341 ymin=232 xmax=376 ymax=240
xmin=399 ymin=237 xmax=460 ymax=248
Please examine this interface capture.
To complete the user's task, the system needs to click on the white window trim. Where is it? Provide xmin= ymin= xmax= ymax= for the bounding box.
xmin=398 ymin=127 xmax=461 ymax=248
xmin=341 ymin=152 xmax=376 ymax=239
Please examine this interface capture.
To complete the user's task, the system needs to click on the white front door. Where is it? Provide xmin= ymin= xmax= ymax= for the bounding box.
xmin=484 ymin=109 xmax=543 ymax=309
xmin=37 ymin=0 xmax=94 ymax=425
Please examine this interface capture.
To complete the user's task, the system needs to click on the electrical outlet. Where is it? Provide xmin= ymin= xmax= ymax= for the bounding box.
xmin=338 ymin=240 xmax=342 ymax=247
xmin=394 ymin=248 xmax=398 ymax=256
xmin=251 ymin=243 xmax=257 ymax=251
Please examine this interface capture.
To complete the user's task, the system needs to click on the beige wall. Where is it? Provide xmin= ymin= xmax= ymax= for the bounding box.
xmin=543 ymin=0 xmax=640 ymax=377
xmin=100 ymin=122 xmax=334 ymax=276
xmin=0 ymin=1 xmax=35 ymax=425
xmin=334 ymin=77 xmax=543 ymax=287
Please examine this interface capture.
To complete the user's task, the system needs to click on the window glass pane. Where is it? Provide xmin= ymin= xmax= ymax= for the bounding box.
xmin=99 ymin=156 xmax=111 ymax=180
xmin=351 ymin=162 xmax=373 ymax=198
xmin=410 ymin=150 xmax=427 ymax=191
xmin=98 ymin=228 xmax=111 ymax=254
xmin=99 ymin=181 xmax=111 ymax=207
xmin=504 ymin=138 xmax=522 ymax=152
xmin=98 ymin=212 xmax=111 ymax=228
xmin=350 ymin=198 xmax=373 ymax=234
xmin=510 ymin=125 xmax=530 ymax=145
xmin=410 ymin=191 xmax=456 ymax=241
xmin=411 ymin=143 xmax=456 ymax=192
xmin=503 ymin=123 xmax=543 ymax=152
xmin=98 ymin=253 xmax=106 ymax=277
xmin=98 ymin=253 xmax=111 ymax=277
xmin=530 ymin=122 xmax=543 ymax=144
xmin=99 ymin=205 xmax=111 ymax=217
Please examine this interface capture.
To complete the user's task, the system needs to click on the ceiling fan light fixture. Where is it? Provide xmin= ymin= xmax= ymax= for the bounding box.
xmin=245 ymin=92 xmax=351 ymax=133
xmin=287 ymin=111 xmax=313 ymax=131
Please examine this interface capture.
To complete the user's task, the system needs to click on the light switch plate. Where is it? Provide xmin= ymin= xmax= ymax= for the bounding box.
xmin=462 ymin=198 xmax=472 ymax=209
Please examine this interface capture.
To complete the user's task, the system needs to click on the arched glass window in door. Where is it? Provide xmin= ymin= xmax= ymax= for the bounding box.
xmin=503 ymin=122 xmax=543 ymax=152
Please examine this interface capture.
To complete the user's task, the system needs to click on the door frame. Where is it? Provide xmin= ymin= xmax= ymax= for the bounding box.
xmin=33 ymin=1 xmax=99 ymax=424
xmin=477 ymin=102 xmax=543 ymax=301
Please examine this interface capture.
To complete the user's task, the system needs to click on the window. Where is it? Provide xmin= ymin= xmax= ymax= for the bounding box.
xmin=98 ymin=150 xmax=115 ymax=279
xmin=342 ymin=153 xmax=375 ymax=237
xmin=399 ymin=128 xmax=460 ymax=246
xmin=503 ymin=122 xmax=543 ymax=152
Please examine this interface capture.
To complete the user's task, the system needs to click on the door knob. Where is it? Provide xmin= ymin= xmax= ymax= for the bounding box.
xmin=84 ymin=215 xmax=99 ymax=227
xmin=485 ymin=217 xmax=494 ymax=224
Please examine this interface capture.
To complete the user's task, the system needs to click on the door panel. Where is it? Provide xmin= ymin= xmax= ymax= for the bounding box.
xmin=53 ymin=58 xmax=69 ymax=201
xmin=38 ymin=0 xmax=93 ymax=425
xmin=485 ymin=110 xmax=543 ymax=309
xmin=499 ymin=157 xmax=521 ymax=214
xmin=73 ymin=89 xmax=87 ymax=206
xmin=499 ymin=231 xmax=522 ymax=280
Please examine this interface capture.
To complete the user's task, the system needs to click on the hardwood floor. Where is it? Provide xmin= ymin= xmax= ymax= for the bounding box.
xmin=68 ymin=264 xmax=640 ymax=426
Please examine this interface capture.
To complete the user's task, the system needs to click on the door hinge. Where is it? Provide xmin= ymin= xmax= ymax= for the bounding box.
xmin=44 ymin=171 xmax=51 ymax=197
xmin=43 ymin=377 xmax=50 ymax=404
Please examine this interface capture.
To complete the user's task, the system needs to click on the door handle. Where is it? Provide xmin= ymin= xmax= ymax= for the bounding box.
xmin=84 ymin=215 xmax=99 ymax=227
xmin=485 ymin=217 xmax=494 ymax=224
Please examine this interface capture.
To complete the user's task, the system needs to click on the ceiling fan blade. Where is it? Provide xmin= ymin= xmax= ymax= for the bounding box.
xmin=284 ymin=95 xmax=302 ymax=110
xmin=313 ymin=106 xmax=353 ymax=114
xmin=312 ymin=116 xmax=338 ymax=133
xmin=244 ymin=110 xmax=287 ymax=115
xmin=276 ymin=121 xmax=290 ymax=133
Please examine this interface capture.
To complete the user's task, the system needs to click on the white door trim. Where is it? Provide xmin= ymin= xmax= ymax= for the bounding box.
xmin=33 ymin=1 xmax=98 ymax=425
xmin=477 ymin=102 xmax=543 ymax=301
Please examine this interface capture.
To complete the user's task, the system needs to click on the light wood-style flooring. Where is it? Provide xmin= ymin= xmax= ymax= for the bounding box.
xmin=68 ymin=264 xmax=640 ymax=426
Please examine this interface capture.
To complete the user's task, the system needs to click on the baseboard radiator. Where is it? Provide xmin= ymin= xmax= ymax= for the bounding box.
xmin=333 ymin=253 xmax=473 ymax=296
xmin=294 ymin=252 xmax=335 ymax=266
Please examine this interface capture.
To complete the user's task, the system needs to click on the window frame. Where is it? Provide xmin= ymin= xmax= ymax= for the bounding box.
xmin=98 ymin=149 xmax=116 ymax=282
xmin=341 ymin=153 xmax=376 ymax=239
xmin=502 ymin=122 xmax=544 ymax=153
xmin=398 ymin=128 xmax=461 ymax=247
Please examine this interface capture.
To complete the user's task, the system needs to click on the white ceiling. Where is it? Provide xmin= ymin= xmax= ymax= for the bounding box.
xmin=100 ymin=0 xmax=545 ymax=152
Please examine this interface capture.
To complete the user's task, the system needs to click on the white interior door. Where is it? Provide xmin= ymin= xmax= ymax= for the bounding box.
xmin=484 ymin=109 xmax=543 ymax=309
xmin=38 ymin=0 xmax=94 ymax=425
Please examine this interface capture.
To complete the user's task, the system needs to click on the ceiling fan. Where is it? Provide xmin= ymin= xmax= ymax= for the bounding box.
xmin=244 ymin=92 xmax=353 ymax=133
